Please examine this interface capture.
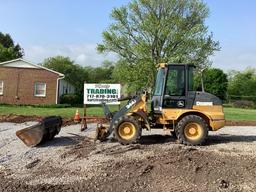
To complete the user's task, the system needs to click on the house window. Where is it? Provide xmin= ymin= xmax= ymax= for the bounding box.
xmin=0 ymin=81 xmax=3 ymax=95
xmin=34 ymin=82 xmax=46 ymax=97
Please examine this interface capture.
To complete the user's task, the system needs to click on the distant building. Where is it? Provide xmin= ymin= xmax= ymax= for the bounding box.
xmin=0 ymin=58 xmax=75 ymax=105
xmin=59 ymin=79 xmax=75 ymax=96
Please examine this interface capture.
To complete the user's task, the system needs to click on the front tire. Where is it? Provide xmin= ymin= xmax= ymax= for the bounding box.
xmin=175 ymin=115 xmax=208 ymax=145
xmin=114 ymin=116 xmax=142 ymax=145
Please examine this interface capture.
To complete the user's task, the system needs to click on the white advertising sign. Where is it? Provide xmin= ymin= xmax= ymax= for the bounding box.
xmin=84 ymin=83 xmax=121 ymax=105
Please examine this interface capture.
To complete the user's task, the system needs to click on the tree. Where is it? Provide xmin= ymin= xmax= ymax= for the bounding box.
xmin=85 ymin=60 xmax=115 ymax=83
xmin=194 ymin=68 xmax=228 ymax=100
xmin=0 ymin=32 xmax=24 ymax=62
xmin=43 ymin=56 xmax=88 ymax=102
xmin=97 ymin=0 xmax=220 ymax=92
xmin=227 ymin=68 xmax=256 ymax=102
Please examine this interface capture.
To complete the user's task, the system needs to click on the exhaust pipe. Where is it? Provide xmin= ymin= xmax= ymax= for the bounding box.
xmin=16 ymin=116 xmax=62 ymax=147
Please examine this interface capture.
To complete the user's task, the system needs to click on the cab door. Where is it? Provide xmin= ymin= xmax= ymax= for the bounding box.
xmin=163 ymin=65 xmax=188 ymax=109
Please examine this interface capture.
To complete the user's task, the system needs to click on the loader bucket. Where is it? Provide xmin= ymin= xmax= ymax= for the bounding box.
xmin=95 ymin=123 xmax=111 ymax=141
xmin=16 ymin=116 xmax=62 ymax=147
xmin=16 ymin=123 xmax=44 ymax=147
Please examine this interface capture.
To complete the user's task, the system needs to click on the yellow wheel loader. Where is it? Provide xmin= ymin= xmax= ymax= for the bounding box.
xmin=97 ymin=63 xmax=225 ymax=145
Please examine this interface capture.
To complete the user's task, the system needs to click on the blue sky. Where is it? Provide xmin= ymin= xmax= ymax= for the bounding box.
xmin=0 ymin=0 xmax=256 ymax=71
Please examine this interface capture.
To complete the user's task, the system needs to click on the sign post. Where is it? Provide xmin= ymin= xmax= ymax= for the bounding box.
xmin=81 ymin=83 xmax=121 ymax=131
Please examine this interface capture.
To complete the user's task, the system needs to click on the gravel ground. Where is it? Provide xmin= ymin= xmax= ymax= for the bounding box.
xmin=0 ymin=122 xmax=256 ymax=192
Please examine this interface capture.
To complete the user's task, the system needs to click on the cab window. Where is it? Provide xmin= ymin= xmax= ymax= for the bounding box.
xmin=165 ymin=66 xmax=185 ymax=96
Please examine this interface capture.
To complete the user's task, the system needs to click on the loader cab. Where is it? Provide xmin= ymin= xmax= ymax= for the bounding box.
xmin=152 ymin=63 xmax=196 ymax=113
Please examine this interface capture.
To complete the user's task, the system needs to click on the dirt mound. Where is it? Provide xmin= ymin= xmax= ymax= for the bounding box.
xmin=60 ymin=144 xmax=256 ymax=192
xmin=62 ymin=118 xmax=77 ymax=127
xmin=60 ymin=137 xmax=96 ymax=159
xmin=226 ymin=120 xmax=256 ymax=126
xmin=0 ymin=114 xmax=76 ymax=127
xmin=1 ymin=143 xmax=256 ymax=192
xmin=0 ymin=114 xmax=42 ymax=123
xmin=1 ymin=121 xmax=256 ymax=192
xmin=0 ymin=173 xmax=67 ymax=192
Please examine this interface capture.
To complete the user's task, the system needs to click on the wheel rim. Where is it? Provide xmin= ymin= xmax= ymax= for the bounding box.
xmin=118 ymin=122 xmax=136 ymax=140
xmin=184 ymin=122 xmax=203 ymax=141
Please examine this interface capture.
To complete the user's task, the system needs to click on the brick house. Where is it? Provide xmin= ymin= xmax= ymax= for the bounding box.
xmin=0 ymin=58 xmax=73 ymax=105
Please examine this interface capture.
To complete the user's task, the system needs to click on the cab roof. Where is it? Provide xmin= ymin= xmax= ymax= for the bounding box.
xmin=157 ymin=63 xmax=195 ymax=69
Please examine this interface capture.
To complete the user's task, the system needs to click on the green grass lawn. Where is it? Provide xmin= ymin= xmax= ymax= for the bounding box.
xmin=224 ymin=107 xmax=256 ymax=121
xmin=0 ymin=105 xmax=255 ymax=121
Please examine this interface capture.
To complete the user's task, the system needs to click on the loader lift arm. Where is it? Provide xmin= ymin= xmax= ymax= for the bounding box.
xmin=97 ymin=94 xmax=150 ymax=141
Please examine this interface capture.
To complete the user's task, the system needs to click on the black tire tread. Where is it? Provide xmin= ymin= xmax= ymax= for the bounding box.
xmin=175 ymin=115 xmax=209 ymax=146
xmin=113 ymin=116 xmax=142 ymax=145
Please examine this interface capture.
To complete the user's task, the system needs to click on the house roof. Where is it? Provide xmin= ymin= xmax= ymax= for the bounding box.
xmin=0 ymin=58 xmax=64 ymax=77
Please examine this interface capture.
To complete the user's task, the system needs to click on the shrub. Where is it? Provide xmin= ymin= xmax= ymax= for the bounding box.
xmin=232 ymin=100 xmax=255 ymax=109
xmin=60 ymin=94 xmax=80 ymax=105
xmin=194 ymin=68 xmax=228 ymax=100
xmin=223 ymin=103 xmax=233 ymax=108
xmin=32 ymin=104 xmax=71 ymax=108
xmin=227 ymin=68 xmax=256 ymax=103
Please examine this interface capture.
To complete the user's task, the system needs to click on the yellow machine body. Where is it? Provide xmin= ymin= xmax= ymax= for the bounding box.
xmin=157 ymin=106 xmax=225 ymax=131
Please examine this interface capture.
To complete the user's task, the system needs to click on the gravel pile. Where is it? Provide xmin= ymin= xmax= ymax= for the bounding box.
xmin=0 ymin=122 xmax=256 ymax=191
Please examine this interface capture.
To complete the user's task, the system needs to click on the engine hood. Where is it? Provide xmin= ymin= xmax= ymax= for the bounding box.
xmin=193 ymin=91 xmax=222 ymax=106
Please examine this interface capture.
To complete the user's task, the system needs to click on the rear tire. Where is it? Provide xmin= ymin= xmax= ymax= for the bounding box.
xmin=114 ymin=116 xmax=142 ymax=145
xmin=175 ymin=115 xmax=208 ymax=145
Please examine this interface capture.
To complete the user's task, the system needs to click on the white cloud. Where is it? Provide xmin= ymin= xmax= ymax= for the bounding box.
xmin=23 ymin=43 xmax=256 ymax=72
xmin=76 ymin=54 xmax=88 ymax=64
xmin=23 ymin=43 xmax=117 ymax=67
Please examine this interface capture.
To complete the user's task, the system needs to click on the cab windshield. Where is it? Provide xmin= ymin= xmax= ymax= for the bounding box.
xmin=154 ymin=68 xmax=165 ymax=96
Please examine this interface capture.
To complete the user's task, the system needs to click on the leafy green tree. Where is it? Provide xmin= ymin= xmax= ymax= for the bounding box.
xmin=43 ymin=56 xmax=88 ymax=102
xmin=227 ymin=68 xmax=256 ymax=102
xmin=85 ymin=60 xmax=115 ymax=83
xmin=0 ymin=32 xmax=24 ymax=62
xmin=194 ymin=68 xmax=228 ymax=100
xmin=97 ymin=0 xmax=220 ymax=92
